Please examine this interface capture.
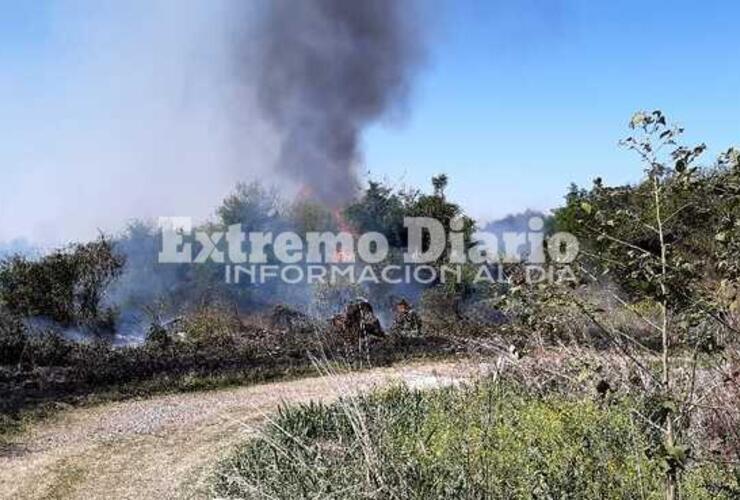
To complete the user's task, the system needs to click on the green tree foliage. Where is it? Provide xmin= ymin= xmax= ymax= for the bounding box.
xmin=217 ymin=181 xmax=282 ymax=229
xmin=344 ymin=180 xmax=406 ymax=246
xmin=405 ymin=174 xmax=476 ymax=256
xmin=346 ymin=175 xmax=476 ymax=261
xmin=545 ymin=111 xmax=740 ymax=499
xmin=0 ymin=237 xmax=124 ymax=331
xmin=288 ymin=200 xmax=337 ymax=234
xmin=554 ymin=111 xmax=740 ymax=325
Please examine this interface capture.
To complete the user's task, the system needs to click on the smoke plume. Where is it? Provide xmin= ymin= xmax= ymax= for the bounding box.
xmin=253 ymin=0 xmax=424 ymax=205
xmin=1 ymin=1 xmax=424 ymax=246
xmin=0 ymin=1 xmax=278 ymax=246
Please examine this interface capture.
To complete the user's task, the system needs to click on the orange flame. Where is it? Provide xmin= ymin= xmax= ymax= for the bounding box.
xmin=332 ymin=208 xmax=356 ymax=263
xmin=295 ymin=184 xmax=315 ymax=202
xmin=295 ymin=184 xmax=356 ymax=263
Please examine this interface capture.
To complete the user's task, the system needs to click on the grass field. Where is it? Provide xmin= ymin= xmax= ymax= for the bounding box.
xmin=213 ymin=377 xmax=739 ymax=499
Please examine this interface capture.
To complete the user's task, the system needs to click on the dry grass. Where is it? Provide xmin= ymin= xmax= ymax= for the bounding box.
xmin=0 ymin=359 xmax=486 ymax=500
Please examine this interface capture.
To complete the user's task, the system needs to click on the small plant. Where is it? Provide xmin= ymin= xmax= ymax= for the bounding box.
xmin=212 ymin=379 xmax=738 ymax=499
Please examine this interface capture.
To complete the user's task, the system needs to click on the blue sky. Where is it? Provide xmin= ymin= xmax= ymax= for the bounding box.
xmin=1 ymin=0 xmax=739 ymax=243
xmin=366 ymin=0 xmax=740 ymax=220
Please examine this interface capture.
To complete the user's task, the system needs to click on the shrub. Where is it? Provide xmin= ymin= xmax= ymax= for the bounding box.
xmin=23 ymin=330 xmax=73 ymax=367
xmin=179 ymin=306 xmax=243 ymax=347
xmin=0 ymin=237 xmax=124 ymax=331
xmin=0 ymin=308 xmax=78 ymax=368
xmin=145 ymin=322 xmax=173 ymax=350
xmin=0 ymin=308 xmax=26 ymax=365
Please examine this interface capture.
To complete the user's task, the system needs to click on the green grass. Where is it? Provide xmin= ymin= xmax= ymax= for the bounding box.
xmin=213 ymin=379 xmax=739 ymax=499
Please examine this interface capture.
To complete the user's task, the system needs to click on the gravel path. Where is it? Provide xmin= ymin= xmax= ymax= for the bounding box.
xmin=0 ymin=359 xmax=491 ymax=499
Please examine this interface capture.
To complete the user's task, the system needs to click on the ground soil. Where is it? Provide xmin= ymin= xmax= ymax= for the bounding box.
xmin=0 ymin=359 xmax=492 ymax=499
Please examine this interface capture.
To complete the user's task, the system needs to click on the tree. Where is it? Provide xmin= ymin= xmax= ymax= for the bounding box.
xmin=217 ymin=182 xmax=282 ymax=230
xmin=0 ymin=236 xmax=125 ymax=332
xmin=289 ymin=200 xmax=337 ymax=235
xmin=405 ymin=175 xmax=476 ymax=269
xmin=547 ymin=111 xmax=740 ymax=499
xmin=344 ymin=181 xmax=406 ymax=247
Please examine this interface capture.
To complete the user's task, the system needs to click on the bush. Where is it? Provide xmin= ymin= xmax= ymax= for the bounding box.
xmin=0 ymin=308 xmax=26 ymax=365
xmin=179 ymin=306 xmax=243 ymax=347
xmin=212 ymin=379 xmax=739 ymax=499
xmin=0 ymin=308 xmax=76 ymax=368
xmin=23 ymin=330 xmax=73 ymax=367
xmin=0 ymin=237 xmax=124 ymax=331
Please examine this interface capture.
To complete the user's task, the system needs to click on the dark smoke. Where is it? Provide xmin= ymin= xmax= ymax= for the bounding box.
xmin=254 ymin=0 xmax=423 ymax=205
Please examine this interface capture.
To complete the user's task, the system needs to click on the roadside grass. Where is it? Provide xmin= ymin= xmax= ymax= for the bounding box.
xmin=213 ymin=378 xmax=739 ymax=499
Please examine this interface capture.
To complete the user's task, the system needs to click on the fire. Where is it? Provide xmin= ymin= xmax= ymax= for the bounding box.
xmin=295 ymin=184 xmax=315 ymax=202
xmin=332 ymin=208 xmax=354 ymax=234
xmin=295 ymin=183 xmax=356 ymax=263
xmin=332 ymin=208 xmax=356 ymax=263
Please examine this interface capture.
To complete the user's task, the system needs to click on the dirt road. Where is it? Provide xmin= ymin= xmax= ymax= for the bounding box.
xmin=0 ymin=359 xmax=491 ymax=499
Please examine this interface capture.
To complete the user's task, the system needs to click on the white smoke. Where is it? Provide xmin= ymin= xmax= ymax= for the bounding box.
xmin=0 ymin=1 xmax=277 ymax=246
xmin=1 ymin=0 xmax=426 ymax=247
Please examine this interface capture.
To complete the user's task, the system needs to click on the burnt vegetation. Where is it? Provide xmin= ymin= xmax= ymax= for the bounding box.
xmin=1 ymin=113 xmax=739 ymax=497
xmin=0 ymin=175 xmax=479 ymax=430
